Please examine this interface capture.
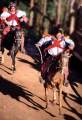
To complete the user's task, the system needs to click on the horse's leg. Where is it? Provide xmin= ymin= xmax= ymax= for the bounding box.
xmin=11 ymin=45 xmax=17 ymax=72
xmin=0 ymin=47 xmax=4 ymax=64
xmin=45 ymin=87 xmax=48 ymax=108
xmin=64 ymin=68 xmax=69 ymax=86
xmin=59 ymin=79 xmax=63 ymax=115
xmin=44 ymin=83 xmax=49 ymax=108
xmin=11 ymin=44 xmax=19 ymax=72
xmin=11 ymin=50 xmax=15 ymax=72
xmin=2 ymin=53 xmax=4 ymax=64
xmin=52 ymin=86 xmax=57 ymax=104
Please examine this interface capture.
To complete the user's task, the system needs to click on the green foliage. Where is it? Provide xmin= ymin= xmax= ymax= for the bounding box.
xmin=47 ymin=0 xmax=56 ymax=20
xmin=0 ymin=0 xmax=11 ymax=7
xmin=18 ymin=1 xmax=29 ymax=17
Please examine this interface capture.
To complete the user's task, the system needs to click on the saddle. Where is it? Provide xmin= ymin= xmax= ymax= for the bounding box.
xmin=41 ymin=55 xmax=60 ymax=80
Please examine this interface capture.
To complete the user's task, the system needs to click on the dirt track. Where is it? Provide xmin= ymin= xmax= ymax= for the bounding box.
xmin=0 ymin=50 xmax=82 ymax=120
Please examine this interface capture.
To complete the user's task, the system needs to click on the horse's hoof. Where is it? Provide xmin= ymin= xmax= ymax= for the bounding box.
xmin=50 ymin=100 xmax=57 ymax=105
xmin=11 ymin=66 xmax=16 ymax=73
xmin=59 ymin=108 xmax=62 ymax=115
xmin=59 ymin=110 xmax=62 ymax=115
xmin=13 ymin=68 xmax=16 ymax=73
xmin=45 ymin=105 xmax=47 ymax=109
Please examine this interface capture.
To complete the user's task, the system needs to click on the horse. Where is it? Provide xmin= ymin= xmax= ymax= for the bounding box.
xmin=0 ymin=26 xmax=21 ymax=72
xmin=37 ymin=46 xmax=71 ymax=114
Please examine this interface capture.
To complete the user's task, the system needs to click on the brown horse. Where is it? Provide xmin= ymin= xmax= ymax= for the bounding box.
xmin=39 ymin=50 xmax=71 ymax=114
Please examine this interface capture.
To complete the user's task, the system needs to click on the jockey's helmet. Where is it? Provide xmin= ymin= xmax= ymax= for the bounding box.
xmin=9 ymin=2 xmax=16 ymax=9
xmin=43 ymin=32 xmax=50 ymax=37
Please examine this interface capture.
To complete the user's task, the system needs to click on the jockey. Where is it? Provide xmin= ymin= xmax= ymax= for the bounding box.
xmin=0 ymin=7 xmax=10 ymax=20
xmin=2 ymin=2 xmax=29 ymax=53
xmin=40 ymin=29 xmax=75 ymax=86
xmin=36 ymin=32 xmax=54 ymax=47
xmin=0 ymin=7 xmax=10 ymax=29
xmin=36 ymin=32 xmax=56 ymax=61
xmin=45 ymin=30 xmax=75 ymax=57
xmin=16 ymin=9 xmax=29 ymax=28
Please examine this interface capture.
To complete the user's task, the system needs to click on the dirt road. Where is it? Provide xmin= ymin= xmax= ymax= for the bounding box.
xmin=0 ymin=50 xmax=82 ymax=120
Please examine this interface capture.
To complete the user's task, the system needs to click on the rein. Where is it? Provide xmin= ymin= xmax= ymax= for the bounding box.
xmin=36 ymin=45 xmax=43 ymax=64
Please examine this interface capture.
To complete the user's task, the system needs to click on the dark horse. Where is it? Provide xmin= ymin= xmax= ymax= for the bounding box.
xmin=0 ymin=26 xmax=21 ymax=72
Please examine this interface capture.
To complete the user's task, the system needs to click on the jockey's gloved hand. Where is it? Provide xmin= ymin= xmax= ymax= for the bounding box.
xmin=35 ymin=43 xmax=41 ymax=47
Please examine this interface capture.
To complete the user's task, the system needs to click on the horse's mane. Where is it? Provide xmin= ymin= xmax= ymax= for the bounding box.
xmin=45 ymin=57 xmax=61 ymax=87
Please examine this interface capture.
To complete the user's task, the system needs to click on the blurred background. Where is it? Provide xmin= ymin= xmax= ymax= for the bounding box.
xmin=0 ymin=0 xmax=82 ymax=63
xmin=0 ymin=0 xmax=82 ymax=34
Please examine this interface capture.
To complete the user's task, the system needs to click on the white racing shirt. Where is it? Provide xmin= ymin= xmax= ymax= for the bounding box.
xmin=38 ymin=35 xmax=53 ymax=46
xmin=5 ymin=10 xmax=27 ymax=26
xmin=0 ymin=11 xmax=10 ymax=20
xmin=48 ymin=38 xmax=75 ymax=56
xmin=16 ymin=10 xmax=26 ymax=18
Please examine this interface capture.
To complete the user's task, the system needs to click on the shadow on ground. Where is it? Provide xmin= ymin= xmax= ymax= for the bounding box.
xmin=0 ymin=76 xmax=56 ymax=117
xmin=63 ymin=56 xmax=82 ymax=120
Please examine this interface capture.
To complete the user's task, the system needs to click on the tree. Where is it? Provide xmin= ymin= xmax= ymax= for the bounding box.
xmin=69 ymin=0 xmax=76 ymax=34
xmin=56 ymin=0 xmax=62 ymax=25
xmin=32 ymin=0 xmax=47 ymax=34
xmin=29 ymin=0 xmax=35 ymax=26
